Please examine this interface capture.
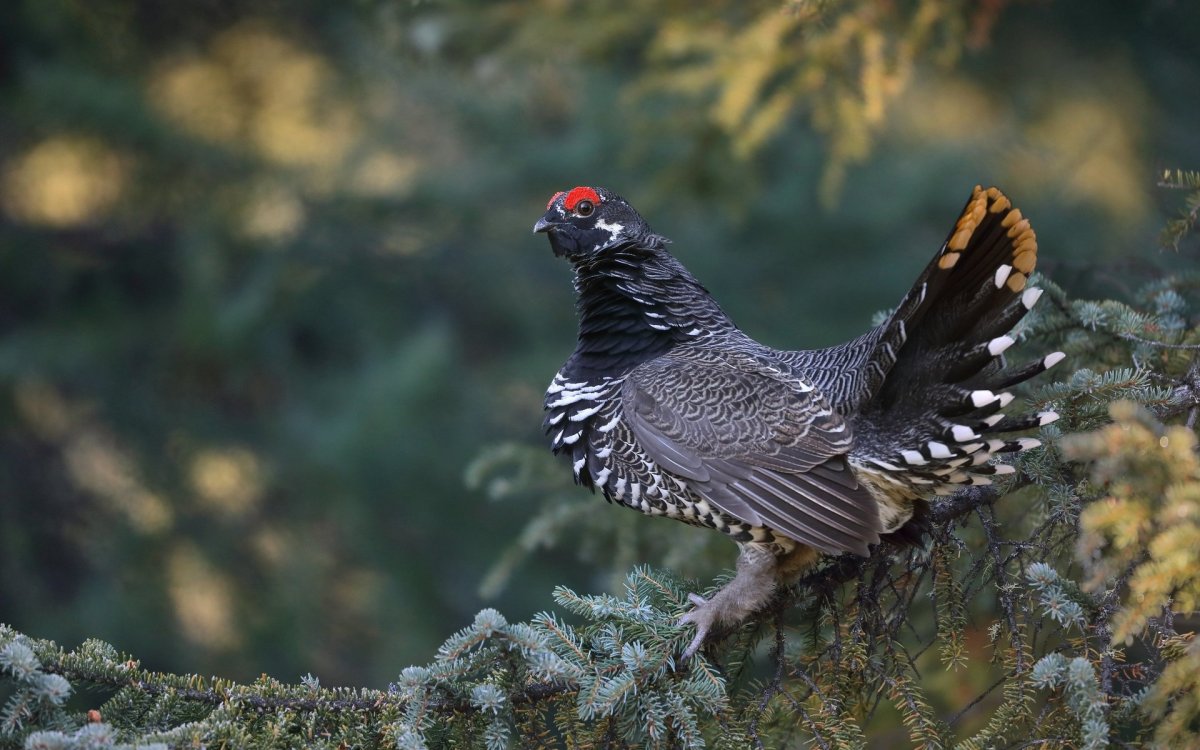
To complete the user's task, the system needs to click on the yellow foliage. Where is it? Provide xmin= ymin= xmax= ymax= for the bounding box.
xmin=1063 ymin=401 xmax=1200 ymax=739
xmin=12 ymin=378 xmax=173 ymax=535
xmin=709 ymin=11 xmax=799 ymax=141
xmin=148 ymin=21 xmax=362 ymax=176
xmin=190 ymin=446 xmax=265 ymax=517
xmin=2 ymin=136 xmax=129 ymax=227
xmin=1012 ymin=93 xmax=1150 ymax=224
xmin=636 ymin=0 xmax=969 ymax=203
xmin=1143 ymin=634 xmax=1200 ymax=749
xmin=168 ymin=543 xmax=241 ymax=651
xmin=1066 ymin=401 xmax=1200 ymax=642
xmin=603 ymin=0 xmax=1154 ymax=220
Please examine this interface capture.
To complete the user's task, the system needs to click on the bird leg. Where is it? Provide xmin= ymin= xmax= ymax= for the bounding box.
xmin=678 ymin=544 xmax=821 ymax=659
xmin=679 ymin=544 xmax=780 ymax=659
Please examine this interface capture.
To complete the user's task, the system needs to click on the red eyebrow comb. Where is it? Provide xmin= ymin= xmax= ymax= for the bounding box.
xmin=563 ymin=187 xmax=601 ymax=211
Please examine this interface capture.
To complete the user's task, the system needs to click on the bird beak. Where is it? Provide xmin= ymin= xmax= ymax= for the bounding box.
xmin=533 ymin=216 xmax=555 ymax=234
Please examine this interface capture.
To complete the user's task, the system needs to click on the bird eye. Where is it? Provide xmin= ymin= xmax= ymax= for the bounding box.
xmin=574 ymin=200 xmax=595 ymax=217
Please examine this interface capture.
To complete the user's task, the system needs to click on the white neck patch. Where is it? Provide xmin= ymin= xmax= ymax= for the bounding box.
xmin=596 ymin=218 xmax=624 ymax=240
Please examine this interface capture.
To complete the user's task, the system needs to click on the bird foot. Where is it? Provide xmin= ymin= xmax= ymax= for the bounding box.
xmin=676 ymin=546 xmax=780 ymax=659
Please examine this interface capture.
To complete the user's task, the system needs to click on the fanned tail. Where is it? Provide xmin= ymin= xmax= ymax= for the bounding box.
xmin=851 ymin=186 xmax=1063 ymax=495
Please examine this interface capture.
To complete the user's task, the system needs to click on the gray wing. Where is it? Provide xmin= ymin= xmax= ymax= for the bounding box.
xmin=624 ymin=351 xmax=882 ymax=556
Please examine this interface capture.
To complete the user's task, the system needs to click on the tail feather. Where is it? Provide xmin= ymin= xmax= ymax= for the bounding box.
xmin=851 ymin=186 xmax=1062 ymax=494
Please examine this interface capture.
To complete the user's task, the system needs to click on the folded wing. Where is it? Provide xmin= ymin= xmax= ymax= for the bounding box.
xmin=625 ymin=351 xmax=882 ymax=556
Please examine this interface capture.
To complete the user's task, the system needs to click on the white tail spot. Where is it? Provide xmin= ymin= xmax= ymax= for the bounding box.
xmin=1022 ymin=287 xmax=1044 ymax=310
xmin=901 ymin=450 xmax=928 ymax=466
xmin=952 ymin=424 xmax=981 ymax=442
xmin=994 ymin=264 xmax=1012 ymax=289
xmin=971 ymin=390 xmax=998 ymax=407
xmin=928 ymin=441 xmax=954 ymax=459
xmin=1043 ymin=351 xmax=1066 ymax=369
xmin=988 ymin=335 xmax=1015 ymax=356
xmin=1038 ymin=411 xmax=1060 ymax=425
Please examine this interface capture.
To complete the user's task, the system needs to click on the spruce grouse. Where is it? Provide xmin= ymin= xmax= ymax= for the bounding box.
xmin=533 ymin=185 xmax=1062 ymax=657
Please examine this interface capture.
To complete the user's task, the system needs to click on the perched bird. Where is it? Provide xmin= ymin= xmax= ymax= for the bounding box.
xmin=533 ymin=185 xmax=1062 ymax=657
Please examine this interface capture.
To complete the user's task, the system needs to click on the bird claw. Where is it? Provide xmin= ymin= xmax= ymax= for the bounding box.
xmin=681 ymin=629 xmax=708 ymax=661
xmin=678 ymin=592 xmax=716 ymax=660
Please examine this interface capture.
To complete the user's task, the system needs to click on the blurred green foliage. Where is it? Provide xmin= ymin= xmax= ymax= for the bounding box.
xmin=0 ymin=0 xmax=1197 ymax=711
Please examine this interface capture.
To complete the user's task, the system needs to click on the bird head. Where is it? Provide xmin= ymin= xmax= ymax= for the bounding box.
xmin=533 ymin=186 xmax=654 ymax=260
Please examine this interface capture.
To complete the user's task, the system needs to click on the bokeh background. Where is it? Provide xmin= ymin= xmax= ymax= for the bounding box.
xmin=1 ymin=0 xmax=1197 ymax=692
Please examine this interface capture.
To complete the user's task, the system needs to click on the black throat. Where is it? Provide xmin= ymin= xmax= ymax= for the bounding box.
xmin=562 ymin=241 xmax=735 ymax=381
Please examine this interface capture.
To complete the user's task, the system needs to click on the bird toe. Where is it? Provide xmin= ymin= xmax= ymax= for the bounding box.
xmin=678 ymin=593 xmax=720 ymax=659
